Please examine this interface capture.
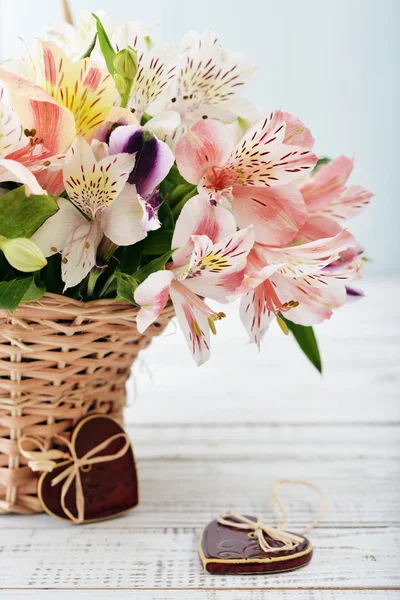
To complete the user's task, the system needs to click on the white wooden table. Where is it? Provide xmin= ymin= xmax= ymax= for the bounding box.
xmin=1 ymin=276 xmax=399 ymax=599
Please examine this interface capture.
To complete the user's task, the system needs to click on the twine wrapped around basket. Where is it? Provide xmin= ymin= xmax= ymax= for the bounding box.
xmin=0 ymin=293 xmax=174 ymax=515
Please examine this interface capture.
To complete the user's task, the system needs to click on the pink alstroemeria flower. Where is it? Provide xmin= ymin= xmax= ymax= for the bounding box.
xmin=175 ymin=111 xmax=317 ymax=246
xmin=134 ymin=194 xmax=255 ymax=365
xmin=240 ymin=230 xmax=358 ymax=347
xmin=297 ymin=156 xmax=373 ymax=242
xmin=32 ymin=136 xmax=160 ymax=290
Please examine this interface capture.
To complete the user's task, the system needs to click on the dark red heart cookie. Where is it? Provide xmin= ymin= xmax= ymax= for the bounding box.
xmin=199 ymin=514 xmax=312 ymax=574
xmin=38 ymin=414 xmax=139 ymax=523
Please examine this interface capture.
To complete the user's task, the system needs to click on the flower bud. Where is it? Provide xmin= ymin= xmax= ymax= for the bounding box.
xmin=0 ymin=236 xmax=47 ymax=272
xmin=113 ymin=46 xmax=138 ymax=81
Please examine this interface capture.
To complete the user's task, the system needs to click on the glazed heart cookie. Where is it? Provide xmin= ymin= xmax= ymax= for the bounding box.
xmin=37 ymin=414 xmax=139 ymax=523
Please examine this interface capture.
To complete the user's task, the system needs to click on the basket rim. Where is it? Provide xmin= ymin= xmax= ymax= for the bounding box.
xmin=0 ymin=292 xmax=175 ymax=321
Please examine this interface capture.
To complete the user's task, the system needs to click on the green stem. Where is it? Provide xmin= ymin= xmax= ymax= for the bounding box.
xmin=99 ymin=271 xmax=117 ymax=298
xmin=87 ymin=268 xmax=103 ymax=297
xmin=120 ymin=79 xmax=134 ymax=109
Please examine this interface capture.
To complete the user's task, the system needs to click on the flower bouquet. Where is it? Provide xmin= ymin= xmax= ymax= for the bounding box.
xmin=0 ymin=9 xmax=372 ymax=514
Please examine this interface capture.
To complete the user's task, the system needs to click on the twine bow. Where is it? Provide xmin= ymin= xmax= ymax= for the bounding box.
xmin=217 ymin=479 xmax=326 ymax=553
xmin=19 ymin=432 xmax=131 ymax=523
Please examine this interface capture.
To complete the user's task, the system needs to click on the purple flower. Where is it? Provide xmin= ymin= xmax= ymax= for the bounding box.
xmin=109 ymin=125 xmax=174 ymax=198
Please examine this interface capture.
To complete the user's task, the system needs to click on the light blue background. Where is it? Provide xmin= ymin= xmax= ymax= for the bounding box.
xmin=0 ymin=0 xmax=398 ymax=273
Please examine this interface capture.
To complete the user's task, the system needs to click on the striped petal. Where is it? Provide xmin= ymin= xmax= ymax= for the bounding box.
xmin=182 ymin=226 xmax=255 ymax=302
xmin=175 ymin=118 xmax=235 ymax=185
xmin=134 ymin=270 xmax=174 ymax=333
xmin=32 ymin=198 xmax=87 ymax=256
xmin=271 ymin=272 xmax=347 ymax=326
xmin=62 ymin=220 xmax=103 ymax=290
xmin=35 ymin=41 xmax=115 ymax=139
xmin=63 ymin=136 xmax=135 ymax=218
xmin=169 ymin=279 xmax=224 ymax=367
xmin=0 ymin=68 xmax=76 ymax=157
xmin=300 ymin=156 xmax=354 ymax=211
xmin=230 ymin=111 xmax=317 ymax=187
xmin=240 ymin=286 xmax=274 ymax=348
xmin=171 ymin=194 xmax=236 ymax=269
xmin=258 ymin=230 xmax=356 ymax=278
xmin=231 ymin=183 xmax=307 ymax=245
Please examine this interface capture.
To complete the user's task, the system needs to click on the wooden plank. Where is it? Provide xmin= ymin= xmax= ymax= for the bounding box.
xmin=1 ymin=591 xmax=399 ymax=599
xmin=0 ymin=527 xmax=398 ymax=589
xmin=2 ymin=424 xmax=399 ymax=530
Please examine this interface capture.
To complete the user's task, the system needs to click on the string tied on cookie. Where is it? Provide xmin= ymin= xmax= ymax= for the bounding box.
xmin=216 ymin=479 xmax=326 ymax=554
xmin=18 ymin=431 xmax=131 ymax=523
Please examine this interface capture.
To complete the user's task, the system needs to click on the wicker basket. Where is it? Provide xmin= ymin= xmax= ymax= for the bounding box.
xmin=0 ymin=293 xmax=174 ymax=515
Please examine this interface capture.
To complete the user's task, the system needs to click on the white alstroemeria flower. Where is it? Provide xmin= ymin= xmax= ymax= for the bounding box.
xmin=111 ymin=24 xmax=182 ymax=124
xmin=147 ymin=28 xmax=258 ymax=147
xmin=32 ymin=136 xmax=159 ymax=290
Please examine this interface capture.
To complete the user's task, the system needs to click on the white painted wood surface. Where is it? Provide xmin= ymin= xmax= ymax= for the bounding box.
xmin=0 ymin=276 xmax=399 ymax=598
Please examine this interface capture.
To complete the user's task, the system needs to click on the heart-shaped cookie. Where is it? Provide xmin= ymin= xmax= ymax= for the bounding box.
xmin=199 ymin=514 xmax=312 ymax=574
xmin=38 ymin=414 xmax=139 ymax=523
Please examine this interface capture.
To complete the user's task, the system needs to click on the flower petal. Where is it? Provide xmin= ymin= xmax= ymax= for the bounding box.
xmin=175 ymin=119 xmax=235 ymax=185
xmin=0 ymin=158 xmax=45 ymax=195
xmin=171 ymin=194 xmax=237 ymax=268
xmin=259 ymin=230 xmax=356 ymax=278
xmin=240 ymin=287 xmax=274 ymax=348
xmin=100 ymin=183 xmax=151 ymax=246
xmin=183 ymin=226 xmax=255 ymax=302
xmin=0 ymin=83 xmax=22 ymax=156
xmin=282 ymin=112 xmax=315 ymax=149
xmin=134 ymin=270 xmax=174 ymax=333
xmin=230 ymin=183 xmax=307 ymax=245
xmin=271 ymin=272 xmax=347 ymax=326
xmin=318 ymin=185 xmax=373 ymax=222
xmin=145 ymin=111 xmax=181 ymax=138
xmin=296 ymin=215 xmax=343 ymax=243
xmin=62 ymin=220 xmax=103 ymax=290
xmin=36 ymin=41 xmax=115 ymax=139
xmin=300 ymin=155 xmax=354 ymax=211
xmin=0 ymin=68 xmax=76 ymax=158
xmin=63 ymin=136 xmax=135 ymax=217
xmin=230 ymin=111 xmax=317 ymax=187
xmin=32 ymin=197 xmax=87 ymax=256
xmin=109 ymin=124 xmax=174 ymax=197
xmin=169 ymin=279 xmax=214 ymax=366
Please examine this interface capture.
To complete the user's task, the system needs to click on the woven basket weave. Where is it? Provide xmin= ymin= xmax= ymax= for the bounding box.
xmin=0 ymin=293 xmax=174 ymax=515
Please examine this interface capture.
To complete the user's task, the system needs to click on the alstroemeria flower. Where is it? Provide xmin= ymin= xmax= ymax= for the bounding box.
xmin=297 ymin=156 xmax=373 ymax=242
xmin=32 ymin=136 xmax=158 ymax=290
xmin=240 ymin=230 xmax=358 ymax=347
xmin=134 ymin=194 xmax=254 ymax=365
xmin=108 ymin=124 xmax=175 ymax=198
xmin=0 ymin=41 xmax=116 ymax=193
xmin=175 ymin=112 xmax=317 ymax=246
xmin=148 ymin=28 xmax=257 ymax=147
xmin=110 ymin=23 xmax=182 ymax=124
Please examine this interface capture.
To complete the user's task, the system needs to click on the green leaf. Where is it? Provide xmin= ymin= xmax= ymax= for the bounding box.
xmin=313 ymin=157 xmax=331 ymax=174
xmin=92 ymin=13 xmax=116 ymax=75
xmin=0 ymin=187 xmax=58 ymax=238
xmin=142 ymin=228 xmax=174 ymax=255
xmin=80 ymin=32 xmax=98 ymax=59
xmin=21 ymin=275 xmax=45 ymax=302
xmin=171 ymin=188 xmax=198 ymax=218
xmin=0 ymin=277 xmax=34 ymax=311
xmin=116 ymin=272 xmax=138 ymax=303
xmin=281 ymin=315 xmax=322 ymax=373
xmin=134 ymin=249 xmax=175 ymax=283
